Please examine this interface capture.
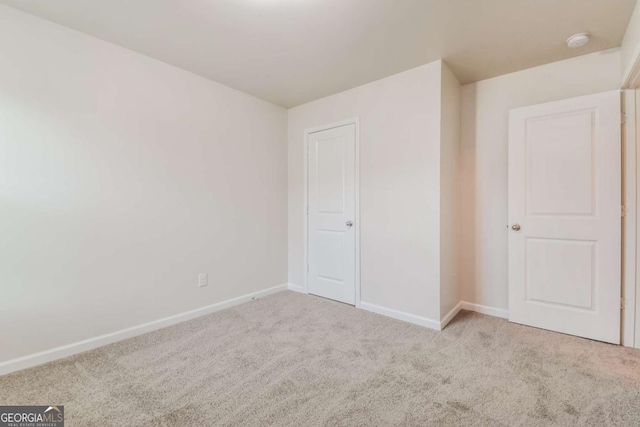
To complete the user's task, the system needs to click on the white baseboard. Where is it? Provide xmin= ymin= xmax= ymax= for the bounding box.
xmin=0 ymin=284 xmax=288 ymax=377
xmin=358 ymin=300 xmax=507 ymax=331
xmin=461 ymin=301 xmax=509 ymax=319
xmin=440 ymin=301 xmax=463 ymax=329
xmin=287 ymin=283 xmax=306 ymax=294
xmin=359 ymin=301 xmax=441 ymax=331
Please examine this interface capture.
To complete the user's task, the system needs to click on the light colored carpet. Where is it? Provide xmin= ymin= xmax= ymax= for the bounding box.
xmin=1 ymin=291 xmax=639 ymax=426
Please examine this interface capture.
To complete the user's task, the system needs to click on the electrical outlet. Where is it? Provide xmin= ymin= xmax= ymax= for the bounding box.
xmin=198 ymin=273 xmax=208 ymax=288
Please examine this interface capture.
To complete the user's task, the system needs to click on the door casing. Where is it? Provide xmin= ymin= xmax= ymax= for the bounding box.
xmin=619 ymin=60 xmax=640 ymax=348
xmin=303 ymin=117 xmax=361 ymax=307
xmin=622 ymin=89 xmax=637 ymax=348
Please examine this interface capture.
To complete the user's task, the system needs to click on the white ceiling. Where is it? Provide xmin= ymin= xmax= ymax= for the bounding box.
xmin=1 ymin=0 xmax=636 ymax=108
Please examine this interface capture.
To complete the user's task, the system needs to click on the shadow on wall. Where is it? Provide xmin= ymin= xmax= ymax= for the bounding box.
xmin=459 ymin=84 xmax=478 ymax=304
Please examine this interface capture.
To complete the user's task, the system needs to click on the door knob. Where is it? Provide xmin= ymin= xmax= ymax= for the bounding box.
xmin=346 ymin=221 xmax=353 ymax=227
xmin=511 ymin=224 xmax=521 ymax=231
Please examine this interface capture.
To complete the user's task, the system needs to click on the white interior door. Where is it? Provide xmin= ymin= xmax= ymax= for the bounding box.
xmin=307 ymin=124 xmax=356 ymax=305
xmin=508 ymin=90 xmax=621 ymax=344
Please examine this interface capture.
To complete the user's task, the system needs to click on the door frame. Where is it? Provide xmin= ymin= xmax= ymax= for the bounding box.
xmin=622 ymin=90 xmax=638 ymax=348
xmin=303 ymin=117 xmax=361 ymax=307
xmin=621 ymin=40 xmax=640 ymax=348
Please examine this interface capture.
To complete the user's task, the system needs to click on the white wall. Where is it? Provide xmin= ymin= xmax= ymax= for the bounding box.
xmin=288 ymin=62 xmax=443 ymax=321
xmin=622 ymin=1 xmax=640 ymax=86
xmin=460 ymin=49 xmax=621 ymax=310
xmin=0 ymin=5 xmax=287 ymax=363
xmin=439 ymin=64 xmax=461 ymax=320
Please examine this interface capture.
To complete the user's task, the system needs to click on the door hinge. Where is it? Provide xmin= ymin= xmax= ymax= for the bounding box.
xmin=307 ymin=264 xmax=309 ymax=273
xmin=621 ymin=205 xmax=626 ymax=217
xmin=621 ymin=297 xmax=625 ymax=310
xmin=622 ymin=112 xmax=627 ymax=125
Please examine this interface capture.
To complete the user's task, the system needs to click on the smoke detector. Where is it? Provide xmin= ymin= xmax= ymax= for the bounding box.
xmin=566 ymin=33 xmax=590 ymax=48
